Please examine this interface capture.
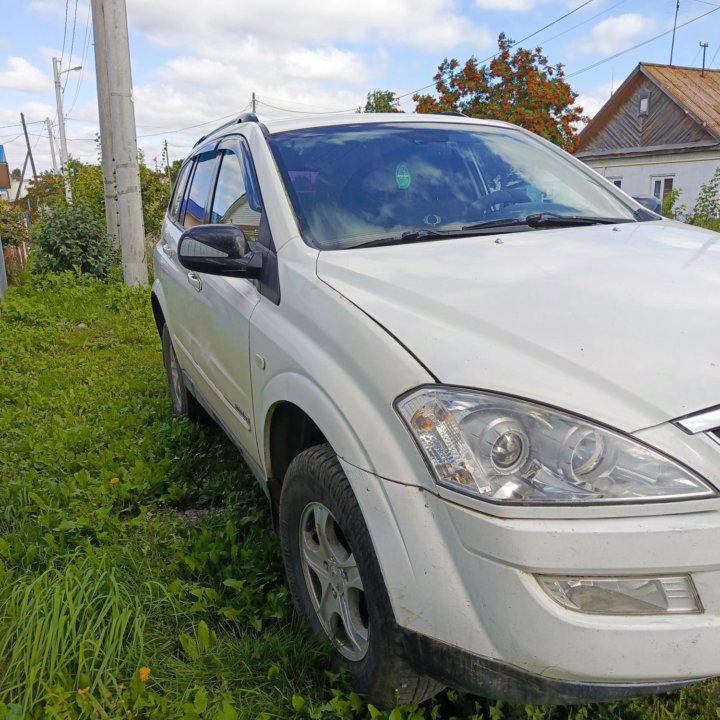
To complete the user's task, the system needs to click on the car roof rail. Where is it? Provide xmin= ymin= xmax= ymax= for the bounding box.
xmin=440 ymin=111 xmax=468 ymax=117
xmin=193 ymin=112 xmax=269 ymax=148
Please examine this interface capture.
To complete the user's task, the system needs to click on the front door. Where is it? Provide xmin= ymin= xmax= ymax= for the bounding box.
xmin=187 ymin=137 xmax=263 ymax=461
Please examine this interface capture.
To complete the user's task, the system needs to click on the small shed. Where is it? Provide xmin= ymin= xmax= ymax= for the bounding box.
xmin=574 ymin=63 xmax=720 ymax=209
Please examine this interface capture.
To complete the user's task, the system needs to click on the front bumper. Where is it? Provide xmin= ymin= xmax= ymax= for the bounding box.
xmin=339 ymin=459 xmax=720 ymax=700
xmin=400 ymin=628 xmax=700 ymax=704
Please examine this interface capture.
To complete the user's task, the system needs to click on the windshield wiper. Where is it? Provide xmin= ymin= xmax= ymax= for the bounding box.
xmin=524 ymin=212 xmax=633 ymax=227
xmin=462 ymin=213 xmax=634 ymax=232
xmin=353 ymin=228 xmax=468 ymax=249
xmin=462 ymin=218 xmax=531 ymax=231
xmin=354 ymin=213 xmax=635 ymax=249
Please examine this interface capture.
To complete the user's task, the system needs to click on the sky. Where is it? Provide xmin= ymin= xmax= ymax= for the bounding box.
xmin=1 ymin=0 xmax=719 ymax=176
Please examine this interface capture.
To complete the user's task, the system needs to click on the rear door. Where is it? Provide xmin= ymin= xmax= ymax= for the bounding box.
xmin=159 ymin=147 xmax=220 ymax=369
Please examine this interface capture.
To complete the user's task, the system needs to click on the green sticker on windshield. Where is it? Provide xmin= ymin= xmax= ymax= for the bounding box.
xmin=395 ymin=163 xmax=411 ymax=190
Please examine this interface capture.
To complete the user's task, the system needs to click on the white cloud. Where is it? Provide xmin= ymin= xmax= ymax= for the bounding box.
xmin=28 ymin=0 xmax=61 ymax=13
xmin=572 ymin=14 xmax=656 ymax=56
xmin=474 ymin=0 xmax=553 ymax=11
xmin=0 ymin=57 xmax=51 ymax=92
xmin=21 ymin=0 xmax=494 ymax=170
xmin=281 ymin=48 xmax=367 ymax=83
xmin=127 ymin=0 xmax=488 ymax=52
xmin=576 ymin=82 xmax=615 ymax=121
xmin=128 ymin=40 xmax=383 ymax=164
xmin=132 ymin=39 xmax=377 ymax=136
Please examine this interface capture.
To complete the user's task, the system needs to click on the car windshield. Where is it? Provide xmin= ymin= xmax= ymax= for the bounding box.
xmin=268 ymin=121 xmax=638 ymax=250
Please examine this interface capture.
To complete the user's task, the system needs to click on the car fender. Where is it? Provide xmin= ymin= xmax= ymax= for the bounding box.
xmin=258 ymin=370 xmax=373 ymax=475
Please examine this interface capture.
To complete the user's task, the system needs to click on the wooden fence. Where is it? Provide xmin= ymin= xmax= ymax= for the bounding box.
xmin=0 ymin=238 xmax=28 ymax=299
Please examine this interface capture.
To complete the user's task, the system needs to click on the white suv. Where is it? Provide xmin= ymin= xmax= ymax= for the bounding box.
xmin=152 ymin=112 xmax=720 ymax=707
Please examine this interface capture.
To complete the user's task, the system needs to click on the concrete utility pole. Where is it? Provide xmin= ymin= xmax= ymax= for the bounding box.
xmin=98 ymin=0 xmax=147 ymax=286
xmin=46 ymin=117 xmax=58 ymax=172
xmin=53 ymin=57 xmax=81 ymax=204
xmin=252 ymin=91 xmax=256 ymax=113
xmin=90 ymin=0 xmax=119 ymax=247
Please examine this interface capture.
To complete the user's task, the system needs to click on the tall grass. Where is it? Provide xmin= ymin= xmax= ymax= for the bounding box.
xmin=0 ymin=549 xmax=169 ymax=712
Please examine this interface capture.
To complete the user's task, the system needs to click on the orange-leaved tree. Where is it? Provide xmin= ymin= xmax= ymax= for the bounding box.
xmin=413 ymin=33 xmax=586 ymax=151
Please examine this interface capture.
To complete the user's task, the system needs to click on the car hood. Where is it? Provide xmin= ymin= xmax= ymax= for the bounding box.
xmin=316 ymin=220 xmax=720 ymax=432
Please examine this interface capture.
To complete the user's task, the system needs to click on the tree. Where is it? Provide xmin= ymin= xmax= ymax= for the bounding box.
xmin=23 ymin=172 xmax=65 ymax=222
xmin=362 ymin=89 xmax=402 ymax=113
xmin=413 ymin=33 xmax=586 ymax=150
xmin=23 ymin=154 xmax=172 ymax=238
xmin=168 ymin=159 xmax=184 ymax=183
xmin=138 ymin=159 xmax=172 ymax=237
xmin=0 ymin=200 xmax=28 ymax=246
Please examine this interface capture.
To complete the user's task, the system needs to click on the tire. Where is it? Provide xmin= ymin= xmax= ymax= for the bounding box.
xmin=161 ymin=323 xmax=205 ymax=421
xmin=279 ymin=444 xmax=444 ymax=708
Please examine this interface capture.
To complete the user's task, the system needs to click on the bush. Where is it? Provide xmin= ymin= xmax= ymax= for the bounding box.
xmin=689 ymin=167 xmax=720 ymax=232
xmin=0 ymin=200 xmax=28 ymax=248
xmin=663 ymin=168 xmax=720 ymax=230
xmin=32 ymin=203 xmax=119 ymax=279
xmin=660 ymin=188 xmax=685 ymax=220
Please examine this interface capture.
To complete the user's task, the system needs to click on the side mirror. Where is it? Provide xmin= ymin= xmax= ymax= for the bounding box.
xmin=177 ymin=224 xmax=263 ymax=278
xmin=632 ymin=195 xmax=661 ymax=214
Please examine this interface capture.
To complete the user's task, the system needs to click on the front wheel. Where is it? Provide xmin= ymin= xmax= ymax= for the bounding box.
xmin=279 ymin=444 xmax=443 ymax=707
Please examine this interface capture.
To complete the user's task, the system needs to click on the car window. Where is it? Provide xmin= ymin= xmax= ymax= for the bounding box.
xmin=181 ymin=151 xmax=217 ymax=229
xmin=210 ymin=146 xmax=261 ymax=243
xmin=169 ymin=161 xmax=193 ymax=222
xmin=268 ymin=123 xmax=637 ymax=250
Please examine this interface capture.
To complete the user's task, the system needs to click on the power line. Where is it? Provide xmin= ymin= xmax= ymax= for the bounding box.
xmin=504 ymin=0 xmax=596 ymax=52
xmin=256 ymin=98 xmax=358 ymax=115
xmin=0 ymin=120 xmax=45 ymax=129
xmin=257 ymin=94 xmax=359 ymax=113
xmin=135 ymin=105 xmax=252 ymax=138
xmin=60 ymin=0 xmax=70 ymax=66
xmin=69 ymin=0 xmax=78 ymax=65
xmin=66 ymin=1 xmax=92 ymax=117
xmin=710 ymin=43 xmax=720 ymax=66
xmin=566 ymin=5 xmax=720 ymax=77
xmin=395 ymin=0 xmax=597 ymax=102
xmin=63 ymin=0 xmax=81 ymax=95
xmin=537 ymin=0 xmax=628 ymax=48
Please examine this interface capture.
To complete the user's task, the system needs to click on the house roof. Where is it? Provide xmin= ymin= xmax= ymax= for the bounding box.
xmin=642 ymin=63 xmax=720 ymax=140
xmin=576 ymin=63 xmax=720 ymax=152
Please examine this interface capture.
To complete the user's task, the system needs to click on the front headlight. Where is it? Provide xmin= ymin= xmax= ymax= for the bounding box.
xmin=396 ymin=387 xmax=716 ymax=504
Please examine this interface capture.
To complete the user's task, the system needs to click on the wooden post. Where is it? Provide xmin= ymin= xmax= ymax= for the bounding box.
xmin=0 ymin=235 xmax=7 ymax=300
xmin=20 ymin=113 xmax=38 ymax=182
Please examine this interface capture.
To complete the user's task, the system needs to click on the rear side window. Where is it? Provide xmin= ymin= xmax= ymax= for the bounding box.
xmin=169 ymin=161 xmax=192 ymax=221
xmin=181 ymin=151 xmax=217 ymax=228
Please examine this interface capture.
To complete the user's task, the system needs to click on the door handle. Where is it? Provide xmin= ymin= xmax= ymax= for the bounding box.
xmin=187 ymin=271 xmax=202 ymax=292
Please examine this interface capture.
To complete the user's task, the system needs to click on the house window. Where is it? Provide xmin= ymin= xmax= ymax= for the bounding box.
xmin=609 ymin=178 xmax=622 ymax=189
xmin=652 ymin=177 xmax=674 ymax=201
xmin=639 ymin=96 xmax=650 ymax=116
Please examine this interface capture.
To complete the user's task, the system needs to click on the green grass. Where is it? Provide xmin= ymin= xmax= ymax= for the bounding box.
xmin=1 ymin=270 xmax=720 ymax=719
